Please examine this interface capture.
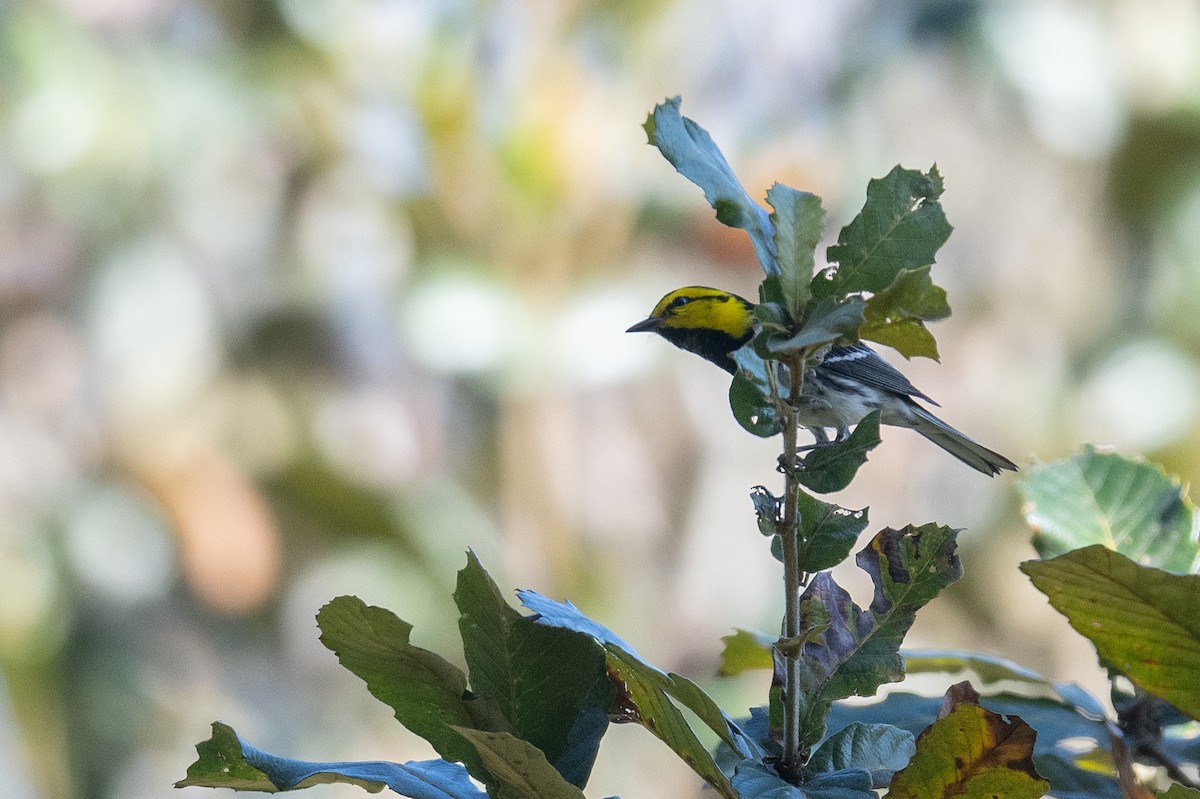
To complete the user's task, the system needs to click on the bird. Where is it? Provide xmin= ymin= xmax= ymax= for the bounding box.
xmin=626 ymin=286 xmax=1017 ymax=476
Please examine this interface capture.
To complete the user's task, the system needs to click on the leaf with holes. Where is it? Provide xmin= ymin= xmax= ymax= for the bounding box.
xmin=730 ymin=347 xmax=783 ymax=437
xmin=770 ymin=491 xmax=869 ymax=573
xmin=815 ymin=166 xmax=951 ymax=301
xmin=792 ymin=524 xmax=962 ymax=746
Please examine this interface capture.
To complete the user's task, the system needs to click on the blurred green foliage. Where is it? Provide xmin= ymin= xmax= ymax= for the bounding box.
xmin=2 ymin=1 xmax=1200 ymax=797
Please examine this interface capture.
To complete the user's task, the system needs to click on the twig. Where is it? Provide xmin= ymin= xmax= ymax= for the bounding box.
xmin=775 ymin=353 xmax=808 ymax=780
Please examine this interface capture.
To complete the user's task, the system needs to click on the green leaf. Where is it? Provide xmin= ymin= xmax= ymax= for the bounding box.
xmin=859 ymin=266 xmax=950 ymax=360
xmin=454 ymin=552 xmax=611 ymax=787
xmin=805 ymin=722 xmax=916 ymax=788
xmin=732 ymin=760 xmax=877 ymax=799
xmin=176 ymin=721 xmax=487 ymax=797
xmin=754 ymin=297 xmax=791 ymax=330
xmin=767 ymin=182 xmax=825 ymax=319
xmin=750 ymin=485 xmax=782 ymax=536
xmin=827 ymin=696 xmax=1119 ymax=799
xmin=797 ymin=492 xmax=868 ymax=572
xmin=1019 ymin=446 xmax=1200 ymax=572
xmin=759 ymin=277 xmax=787 ymax=308
xmin=1021 ymin=545 xmax=1200 ymax=719
xmin=800 ymin=768 xmax=875 ymax=799
xmin=176 ymin=722 xmax=283 ymax=792
xmin=516 ymin=589 xmax=756 ymax=796
xmin=796 ymin=412 xmax=882 ymax=494
xmin=793 ymin=524 xmax=962 ymax=746
xmin=731 ymin=760 xmax=805 ymax=799
xmin=316 ymin=596 xmax=490 ymax=781
xmin=730 ymin=370 xmax=782 ymax=437
xmin=887 ymin=703 xmax=1048 ymax=799
xmin=719 ymin=628 xmax=775 ymax=676
xmin=644 ymin=97 xmax=778 ymax=274
xmin=770 ymin=494 xmax=867 ymax=572
xmin=1161 ymin=786 xmax=1200 ymax=798
xmin=263 ymin=460 xmax=412 ymax=542
xmin=902 ymin=650 xmax=1107 ymax=718
xmin=452 ymin=729 xmax=586 ymax=799
xmin=823 ymin=650 xmax=1147 ymax=799
xmin=730 ymin=347 xmax=782 ymax=437
xmin=767 ymin=296 xmax=866 ymax=354
xmin=779 ymin=598 xmax=834 ymax=659
xmin=604 ymin=647 xmax=739 ymax=797
xmin=816 ymin=166 xmax=952 ymax=301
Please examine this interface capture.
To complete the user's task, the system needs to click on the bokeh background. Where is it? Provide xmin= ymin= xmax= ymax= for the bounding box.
xmin=2 ymin=0 xmax=1199 ymax=796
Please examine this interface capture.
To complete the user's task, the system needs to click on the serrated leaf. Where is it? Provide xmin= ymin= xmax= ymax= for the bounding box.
xmin=887 ymin=703 xmax=1048 ymax=799
xmin=817 ymin=166 xmax=951 ymax=301
xmin=454 ymin=553 xmax=611 ymax=787
xmin=858 ymin=266 xmax=949 ymax=361
xmin=805 ymin=722 xmax=916 ymax=788
xmin=767 ymin=296 xmax=866 ymax=355
xmin=176 ymin=721 xmax=487 ymax=798
xmin=796 ymin=412 xmax=882 ymax=494
xmin=644 ymin=97 xmax=778 ymax=274
xmin=1020 ymin=446 xmax=1200 ymax=572
xmin=792 ymin=525 xmax=962 ymax=746
xmin=767 ymin=183 xmax=825 ymax=319
xmin=1021 ymin=545 xmax=1200 ymax=720
xmin=770 ymin=494 xmax=867 ymax=572
xmin=797 ymin=492 xmax=869 ymax=572
xmin=516 ymin=590 xmax=756 ymax=795
xmin=316 ymin=596 xmax=491 ymax=781
xmin=719 ymin=629 xmax=775 ymax=676
xmin=453 ymin=729 xmax=585 ymax=799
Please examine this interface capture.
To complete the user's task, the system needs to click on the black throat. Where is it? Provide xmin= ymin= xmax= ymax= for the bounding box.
xmin=657 ymin=327 xmax=751 ymax=375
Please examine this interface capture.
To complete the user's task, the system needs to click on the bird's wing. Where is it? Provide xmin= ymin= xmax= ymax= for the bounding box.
xmin=820 ymin=343 xmax=940 ymax=406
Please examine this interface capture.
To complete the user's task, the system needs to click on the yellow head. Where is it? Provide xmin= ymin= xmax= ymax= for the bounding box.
xmin=626 ymin=287 xmax=755 ymax=374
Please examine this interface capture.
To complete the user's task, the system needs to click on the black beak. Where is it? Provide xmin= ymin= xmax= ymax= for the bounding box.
xmin=626 ymin=317 xmax=662 ymax=333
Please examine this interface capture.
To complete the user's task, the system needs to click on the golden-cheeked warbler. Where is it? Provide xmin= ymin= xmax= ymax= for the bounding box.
xmin=627 ymin=286 xmax=1016 ymax=476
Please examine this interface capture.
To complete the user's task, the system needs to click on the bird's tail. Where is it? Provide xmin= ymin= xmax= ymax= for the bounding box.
xmin=904 ymin=404 xmax=1018 ymax=476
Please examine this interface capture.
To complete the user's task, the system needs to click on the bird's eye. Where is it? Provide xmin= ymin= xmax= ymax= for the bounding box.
xmin=668 ymin=295 xmax=691 ymax=310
